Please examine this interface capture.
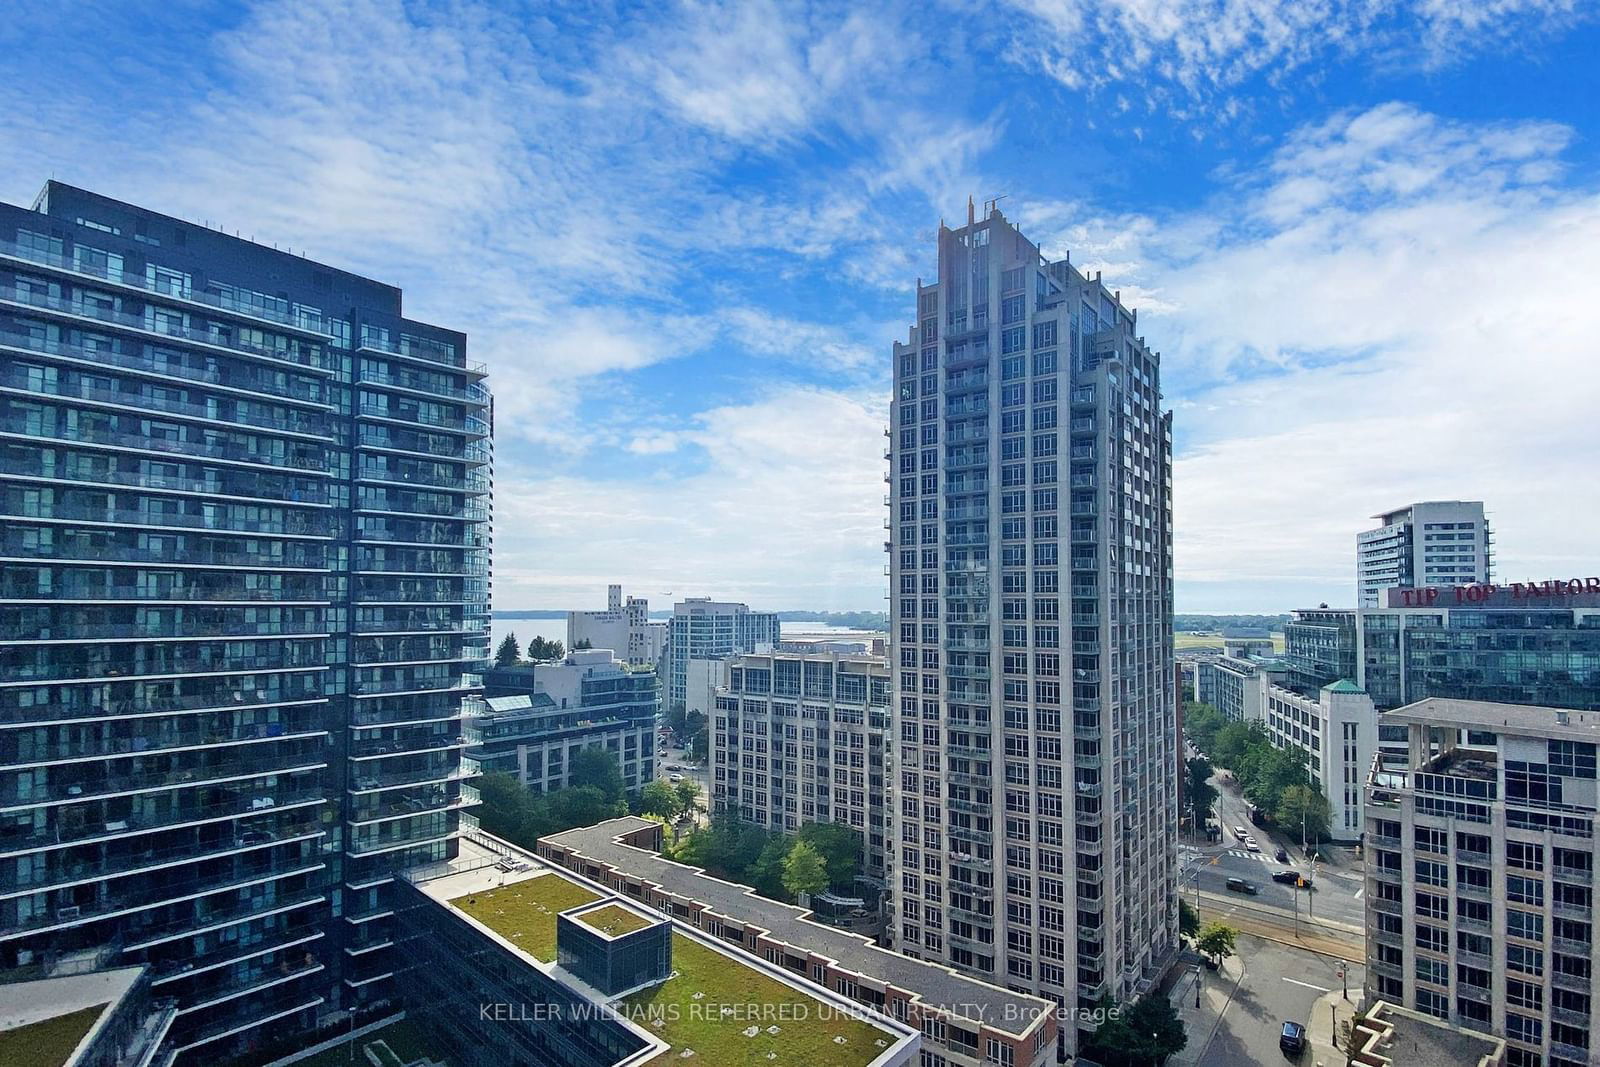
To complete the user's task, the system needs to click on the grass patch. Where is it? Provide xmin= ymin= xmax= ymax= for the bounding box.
xmin=450 ymin=873 xmax=599 ymax=962
xmin=0 ymin=1003 xmax=107 ymax=1067
xmin=1175 ymin=633 xmax=1286 ymax=652
xmin=291 ymin=1019 xmax=440 ymax=1067
xmin=623 ymin=933 xmax=889 ymax=1066
xmin=577 ymin=903 xmax=653 ymax=937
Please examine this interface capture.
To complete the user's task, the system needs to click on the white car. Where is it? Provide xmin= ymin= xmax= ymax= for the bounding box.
xmin=668 ymin=773 xmax=684 ymax=783
xmin=1234 ymin=826 xmax=1249 ymax=839
xmin=1244 ymin=838 xmax=1260 ymax=852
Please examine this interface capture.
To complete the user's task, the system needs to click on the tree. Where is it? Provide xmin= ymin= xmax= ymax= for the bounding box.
xmin=572 ymin=638 xmax=593 ymax=650
xmin=568 ymin=748 xmax=626 ymax=808
xmin=477 ymin=772 xmax=537 ymax=841
xmin=525 ymin=636 xmax=566 ymax=662
xmin=1276 ymin=783 xmax=1332 ymax=845
xmin=1196 ymin=921 xmax=1238 ymax=966
xmin=673 ymin=778 xmax=701 ymax=814
xmin=795 ymin=822 xmax=862 ymax=890
xmin=1179 ymin=899 xmax=1200 ymax=941
xmin=748 ymin=838 xmax=792 ymax=900
xmin=495 ymin=632 xmax=521 ymax=667
xmin=782 ymin=841 xmax=829 ymax=900
xmin=546 ymin=785 xmax=623 ymax=831
xmin=639 ymin=780 xmax=680 ymax=819
xmin=1184 ymin=757 xmax=1218 ymax=831
xmin=1082 ymin=995 xmax=1188 ymax=1066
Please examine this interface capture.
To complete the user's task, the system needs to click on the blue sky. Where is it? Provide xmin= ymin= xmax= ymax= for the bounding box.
xmin=4 ymin=0 xmax=1598 ymax=614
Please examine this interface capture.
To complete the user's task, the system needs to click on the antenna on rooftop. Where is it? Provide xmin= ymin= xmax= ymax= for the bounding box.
xmin=983 ymin=195 xmax=1009 ymax=217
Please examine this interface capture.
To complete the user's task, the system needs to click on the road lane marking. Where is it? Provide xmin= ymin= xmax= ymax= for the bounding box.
xmin=1283 ymin=978 xmax=1331 ymax=992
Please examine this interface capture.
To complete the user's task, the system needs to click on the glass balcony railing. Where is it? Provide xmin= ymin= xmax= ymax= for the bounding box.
xmin=0 ymin=787 xmax=326 ymax=857
xmin=0 ymin=718 xmax=323 ymax=766
xmin=349 ymin=760 xmax=474 ymax=793
xmin=0 ymin=745 xmax=328 ymax=807
xmin=1 ymin=461 xmax=331 ymax=506
xmin=354 ymin=334 xmax=485 ymax=375
xmin=0 ymin=289 xmax=330 ymax=370
xmin=0 ymin=368 xmax=333 ymax=437
xmin=1 ymin=820 xmax=324 ymax=894
xmin=6 ymin=853 xmax=328 ymax=941
xmin=124 ymin=886 xmax=326 ymax=953
xmin=2 ymin=647 xmax=328 ymax=682
xmin=2 ymin=619 xmax=328 ymax=643
xmin=0 ymin=419 xmax=330 ymax=473
xmin=0 ymin=332 xmax=329 ymax=404
xmin=356 ymin=366 xmax=476 ymax=402
xmin=0 ymin=239 xmax=335 ymax=339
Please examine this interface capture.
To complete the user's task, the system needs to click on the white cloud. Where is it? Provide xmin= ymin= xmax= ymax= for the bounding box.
xmin=494 ymin=384 xmax=888 ymax=608
xmin=1025 ymin=104 xmax=1600 ymax=608
xmin=999 ymin=0 xmax=1591 ymax=112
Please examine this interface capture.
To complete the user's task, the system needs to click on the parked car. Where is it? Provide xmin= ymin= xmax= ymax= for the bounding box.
xmin=1225 ymin=877 xmax=1259 ymax=895
xmin=1280 ymin=1021 xmax=1307 ymax=1055
xmin=1275 ymin=847 xmax=1289 ymax=863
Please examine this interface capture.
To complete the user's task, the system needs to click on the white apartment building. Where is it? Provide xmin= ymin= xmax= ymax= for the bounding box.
xmin=1259 ymin=678 xmax=1377 ymax=841
xmin=1358 ymin=501 xmax=1492 ymax=607
xmin=666 ymin=597 xmax=781 ymax=713
xmin=567 ymin=583 xmax=668 ymax=668
xmin=711 ymin=650 xmax=892 ymax=883
xmin=886 ymin=201 xmax=1178 ymax=1055
xmin=470 ymin=649 xmax=660 ymax=793
xmin=1194 ymin=655 xmax=1272 ymax=723
xmin=1366 ymin=699 xmax=1600 ymax=1067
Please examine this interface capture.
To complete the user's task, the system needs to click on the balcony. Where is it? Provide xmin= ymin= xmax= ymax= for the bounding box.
xmin=357 ymin=366 xmax=477 ymax=403
xmin=1554 ymin=936 xmax=1592 ymax=957
xmin=2 ymin=648 xmax=329 ymax=684
xmin=0 ymin=369 xmax=332 ymax=438
xmin=356 ymin=401 xmax=487 ymax=437
xmin=1555 ymin=864 xmax=1594 ymax=884
xmin=0 ymin=239 xmax=335 ymax=340
xmin=0 ymin=820 xmax=323 ymax=895
xmin=3 ymin=620 xmax=328 ymax=646
xmin=1554 ymin=898 xmax=1594 ymax=920
xmin=0 ymin=748 xmax=329 ymax=809
xmin=0 ymin=787 xmax=326 ymax=858
xmin=348 ymin=761 xmax=475 ymax=793
xmin=2 ymin=498 xmax=333 ymax=539
xmin=0 ymin=422 xmax=331 ymax=480
xmin=150 ymin=924 xmax=323 ymax=986
xmin=0 ymin=852 xmax=327 ymax=942
xmin=123 ymin=887 xmax=327 ymax=953
xmin=0 ymin=332 xmax=329 ymax=405
xmin=0 ymin=292 xmax=331 ymax=375
xmin=169 ymin=986 xmax=325 ymax=1055
xmin=355 ymin=335 xmax=485 ymax=376
xmin=0 ymin=688 xmax=325 ymax=730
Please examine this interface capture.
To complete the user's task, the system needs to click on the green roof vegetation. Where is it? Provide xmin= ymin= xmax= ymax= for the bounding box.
xmin=622 ymin=933 xmax=890 ymax=1067
xmin=0 ymin=1003 xmax=107 ymax=1067
xmin=451 ymin=874 xmax=600 ymax=962
xmin=576 ymin=903 xmax=654 ymax=937
xmin=291 ymin=1019 xmax=439 ymax=1067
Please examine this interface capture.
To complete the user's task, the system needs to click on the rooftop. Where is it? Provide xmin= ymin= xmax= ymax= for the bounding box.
xmin=542 ymin=817 xmax=1054 ymax=1038
xmin=1386 ymin=697 xmax=1600 ymax=741
xmin=0 ymin=966 xmax=144 ymax=1067
xmin=414 ymin=840 xmax=905 ymax=1067
xmin=1352 ymin=1000 xmax=1506 ymax=1067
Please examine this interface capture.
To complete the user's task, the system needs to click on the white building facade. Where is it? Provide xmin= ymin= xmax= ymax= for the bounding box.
xmin=666 ymin=598 xmax=781 ymax=713
xmin=711 ymin=650 xmax=892 ymax=883
xmin=567 ymin=584 xmax=668 ymax=668
xmin=886 ymin=202 xmax=1178 ymax=1055
xmin=1358 ymin=501 xmax=1492 ymax=608
xmin=1259 ymin=678 xmax=1377 ymax=840
xmin=1366 ymin=699 xmax=1600 ymax=1067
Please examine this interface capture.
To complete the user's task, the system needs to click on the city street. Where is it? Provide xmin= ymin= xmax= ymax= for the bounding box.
xmin=1184 ymin=764 xmax=1368 ymax=931
xmin=1173 ymin=933 xmax=1364 ymax=1066
xmin=659 ymin=743 xmax=711 ymax=813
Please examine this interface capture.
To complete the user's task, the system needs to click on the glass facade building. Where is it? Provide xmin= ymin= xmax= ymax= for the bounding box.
xmin=885 ymin=203 xmax=1177 ymax=1056
xmin=0 ymin=182 xmax=490 ymax=1062
xmin=665 ymin=598 xmax=781 ymax=713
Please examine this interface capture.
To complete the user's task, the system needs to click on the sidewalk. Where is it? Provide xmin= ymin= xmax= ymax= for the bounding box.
xmin=1305 ymin=985 xmax=1362 ymax=1065
xmin=1168 ymin=954 xmax=1245 ymax=1067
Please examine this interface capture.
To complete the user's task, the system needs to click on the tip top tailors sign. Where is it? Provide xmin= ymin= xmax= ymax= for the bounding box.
xmin=1387 ymin=578 xmax=1600 ymax=608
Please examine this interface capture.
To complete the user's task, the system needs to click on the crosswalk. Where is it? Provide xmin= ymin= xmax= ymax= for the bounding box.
xmin=1223 ymin=848 xmax=1270 ymax=863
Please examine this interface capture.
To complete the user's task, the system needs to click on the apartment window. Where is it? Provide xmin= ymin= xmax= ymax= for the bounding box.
xmin=1508 ymin=909 xmax=1544 ymax=941
xmin=1507 ymin=944 xmax=1543 ymax=976
xmin=1415 ymin=924 xmax=1447 ymax=953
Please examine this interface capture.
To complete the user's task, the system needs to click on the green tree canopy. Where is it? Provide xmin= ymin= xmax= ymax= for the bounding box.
xmin=748 ymin=838 xmax=791 ymax=900
xmin=525 ymin=636 xmax=565 ymax=662
xmin=782 ymin=840 xmax=829 ymax=899
xmin=568 ymin=748 xmax=626 ymax=807
xmin=1276 ymin=783 xmax=1332 ymax=845
xmin=1196 ymin=921 xmax=1238 ymax=965
xmin=1082 ymin=994 xmax=1189 ymax=1066
xmin=494 ymin=632 xmax=521 ymax=667
xmin=795 ymin=822 xmax=862 ymax=890
xmin=638 ymin=780 xmax=680 ymax=819
xmin=673 ymin=778 xmax=701 ymax=813
xmin=1184 ymin=756 xmax=1218 ymax=829
xmin=1179 ymin=899 xmax=1200 ymax=941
